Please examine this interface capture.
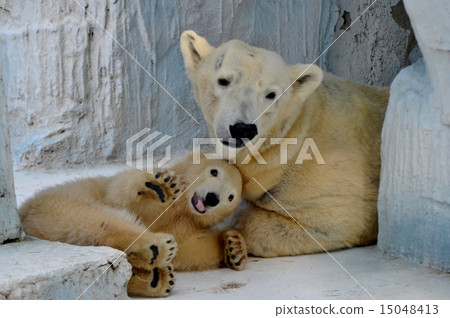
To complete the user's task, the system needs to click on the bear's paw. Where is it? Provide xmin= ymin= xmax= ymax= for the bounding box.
xmin=147 ymin=170 xmax=186 ymax=204
xmin=223 ymin=230 xmax=248 ymax=271
xmin=128 ymin=266 xmax=175 ymax=297
xmin=127 ymin=232 xmax=178 ymax=271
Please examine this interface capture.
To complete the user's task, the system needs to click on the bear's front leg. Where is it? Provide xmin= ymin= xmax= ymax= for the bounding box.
xmin=235 ymin=204 xmax=362 ymax=257
xmin=172 ymin=230 xmax=247 ymax=271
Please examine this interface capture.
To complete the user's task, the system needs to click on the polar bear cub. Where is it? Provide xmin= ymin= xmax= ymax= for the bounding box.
xmin=19 ymin=155 xmax=247 ymax=297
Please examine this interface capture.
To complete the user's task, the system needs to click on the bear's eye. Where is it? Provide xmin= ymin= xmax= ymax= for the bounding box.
xmin=210 ymin=169 xmax=218 ymax=177
xmin=265 ymin=92 xmax=276 ymax=100
xmin=218 ymin=78 xmax=230 ymax=87
xmin=228 ymin=195 xmax=234 ymax=202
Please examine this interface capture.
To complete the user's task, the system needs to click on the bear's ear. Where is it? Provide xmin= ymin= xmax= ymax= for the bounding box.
xmin=290 ymin=64 xmax=323 ymax=96
xmin=180 ymin=30 xmax=214 ymax=77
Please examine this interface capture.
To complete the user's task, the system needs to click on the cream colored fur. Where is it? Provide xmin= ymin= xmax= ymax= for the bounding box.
xmin=180 ymin=31 xmax=389 ymax=257
xmin=19 ymin=155 xmax=247 ymax=297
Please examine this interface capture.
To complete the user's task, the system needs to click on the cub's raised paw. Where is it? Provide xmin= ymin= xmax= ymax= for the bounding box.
xmin=223 ymin=229 xmax=248 ymax=271
xmin=127 ymin=232 xmax=177 ymax=271
xmin=146 ymin=170 xmax=185 ymax=204
xmin=127 ymin=266 xmax=175 ymax=298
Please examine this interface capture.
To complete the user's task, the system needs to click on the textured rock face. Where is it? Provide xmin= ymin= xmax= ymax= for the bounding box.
xmin=327 ymin=0 xmax=420 ymax=86
xmin=0 ymin=74 xmax=23 ymax=242
xmin=0 ymin=239 xmax=131 ymax=299
xmin=378 ymin=0 xmax=450 ymax=270
xmin=0 ymin=0 xmax=416 ymax=168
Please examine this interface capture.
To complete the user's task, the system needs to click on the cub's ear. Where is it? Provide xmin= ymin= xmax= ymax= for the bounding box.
xmin=290 ymin=64 xmax=323 ymax=97
xmin=180 ymin=30 xmax=214 ymax=77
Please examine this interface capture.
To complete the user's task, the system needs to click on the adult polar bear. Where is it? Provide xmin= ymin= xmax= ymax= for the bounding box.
xmin=180 ymin=31 xmax=389 ymax=257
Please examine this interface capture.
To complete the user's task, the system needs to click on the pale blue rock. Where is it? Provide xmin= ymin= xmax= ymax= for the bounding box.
xmin=0 ymin=71 xmax=23 ymax=243
xmin=0 ymin=239 xmax=131 ymax=299
xmin=378 ymin=0 xmax=450 ymax=271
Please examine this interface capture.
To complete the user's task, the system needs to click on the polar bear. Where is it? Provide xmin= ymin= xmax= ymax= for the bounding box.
xmin=19 ymin=155 xmax=246 ymax=297
xmin=180 ymin=31 xmax=389 ymax=257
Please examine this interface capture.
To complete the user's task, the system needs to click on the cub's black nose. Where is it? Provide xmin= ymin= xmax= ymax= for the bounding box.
xmin=205 ymin=192 xmax=220 ymax=207
xmin=229 ymin=122 xmax=258 ymax=141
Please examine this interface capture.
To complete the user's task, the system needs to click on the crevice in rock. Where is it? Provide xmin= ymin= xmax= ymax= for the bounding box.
xmin=391 ymin=0 xmax=418 ymax=63
xmin=340 ymin=11 xmax=351 ymax=30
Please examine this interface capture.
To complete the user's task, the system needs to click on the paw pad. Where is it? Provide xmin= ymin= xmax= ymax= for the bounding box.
xmin=149 ymin=245 xmax=159 ymax=265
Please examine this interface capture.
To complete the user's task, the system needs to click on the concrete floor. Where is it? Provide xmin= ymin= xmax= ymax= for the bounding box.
xmin=13 ymin=164 xmax=450 ymax=300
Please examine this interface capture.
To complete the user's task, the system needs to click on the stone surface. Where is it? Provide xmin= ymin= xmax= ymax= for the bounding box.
xmin=0 ymin=0 xmax=416 ymax=169
xmin=0 ymin=67 xmax=23 ymax=243
xmin=0 ymin=238 xmax=131 ymax=299
xmin=170 ymin=246 xmax=449 ymax=300
xmin=378 ymin=0 xmax=450 ymax=271
xmin=327 ymin=0 xmax=420 ymax=86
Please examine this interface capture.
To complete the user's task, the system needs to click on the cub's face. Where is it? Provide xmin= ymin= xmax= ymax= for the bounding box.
xmin=180 ymin=30 xmax=323 ymax=151
xmin=186 ymin=160 xmax=242 ymax=225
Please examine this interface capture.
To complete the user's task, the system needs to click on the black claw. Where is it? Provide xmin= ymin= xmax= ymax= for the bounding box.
xmin=166 ymin=258 xmax=171 ymax=261
xmin=235 ymin=261 xmax=242 ymax=267
xmin=166 ymin=239 xmax=173 ymax=244
xmin=155 ymin=172 xmax=161 ymax=178
xmin=169 ymin=280 xmax=174 ymax=285
xmin=163 ymin=176 xmax=171 ymax=182
xmin=228 ymin=247 xmax=234 ymax=252
xmin=169 ymin=273 xmax=174 ymax=278
xmin=170 ymin=183 xmax=177 ymax=188
xmin=174 ymin=189 xmax=180 ymax=194
xmin=168 ymin=253 xmax=173 ymax=257
xmin=167 ymin=266 xmax=173 ymax=271
xmin=169 ymin=247 xmax=175 ymax=251
xmin=231 ymin=254 xmax=237 ymax=260
xmin=166 ymin=289 xmax=171 ymax=294
xmin=228 ymin=240 xmax=232 ymax=245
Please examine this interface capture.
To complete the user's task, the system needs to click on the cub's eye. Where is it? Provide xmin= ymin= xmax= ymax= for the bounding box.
xmin=210 ymin=169 xmax=218 ymax=177
xmin=218 ymin=78 xmax=230 ymax=86
xmin=228 ymin=195 xmax=234 ymax=202
xmin=265 ymin=92 xmax=276 ymax=100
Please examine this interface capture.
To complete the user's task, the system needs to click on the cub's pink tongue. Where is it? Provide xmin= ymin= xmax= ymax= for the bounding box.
xmin=195 ymin=199 xmax=206 ymax=212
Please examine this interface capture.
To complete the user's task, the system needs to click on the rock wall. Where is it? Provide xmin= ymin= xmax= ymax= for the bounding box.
xmin=378 ymin=0 xmax=450 ymax=270
xmin=327 ymin=0 xmax=420 ymax=86
xmin=0 ymin=70 xmax=23 ymax=242
xmin=0 ymin=0 xmax=417 ymax=168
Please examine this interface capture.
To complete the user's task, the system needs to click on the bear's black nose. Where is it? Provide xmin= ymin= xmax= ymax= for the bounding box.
xmin=229 ymin=122 xmax=258 ymax=142
xmin=205 ymin=192 xmax=220 ymax=207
